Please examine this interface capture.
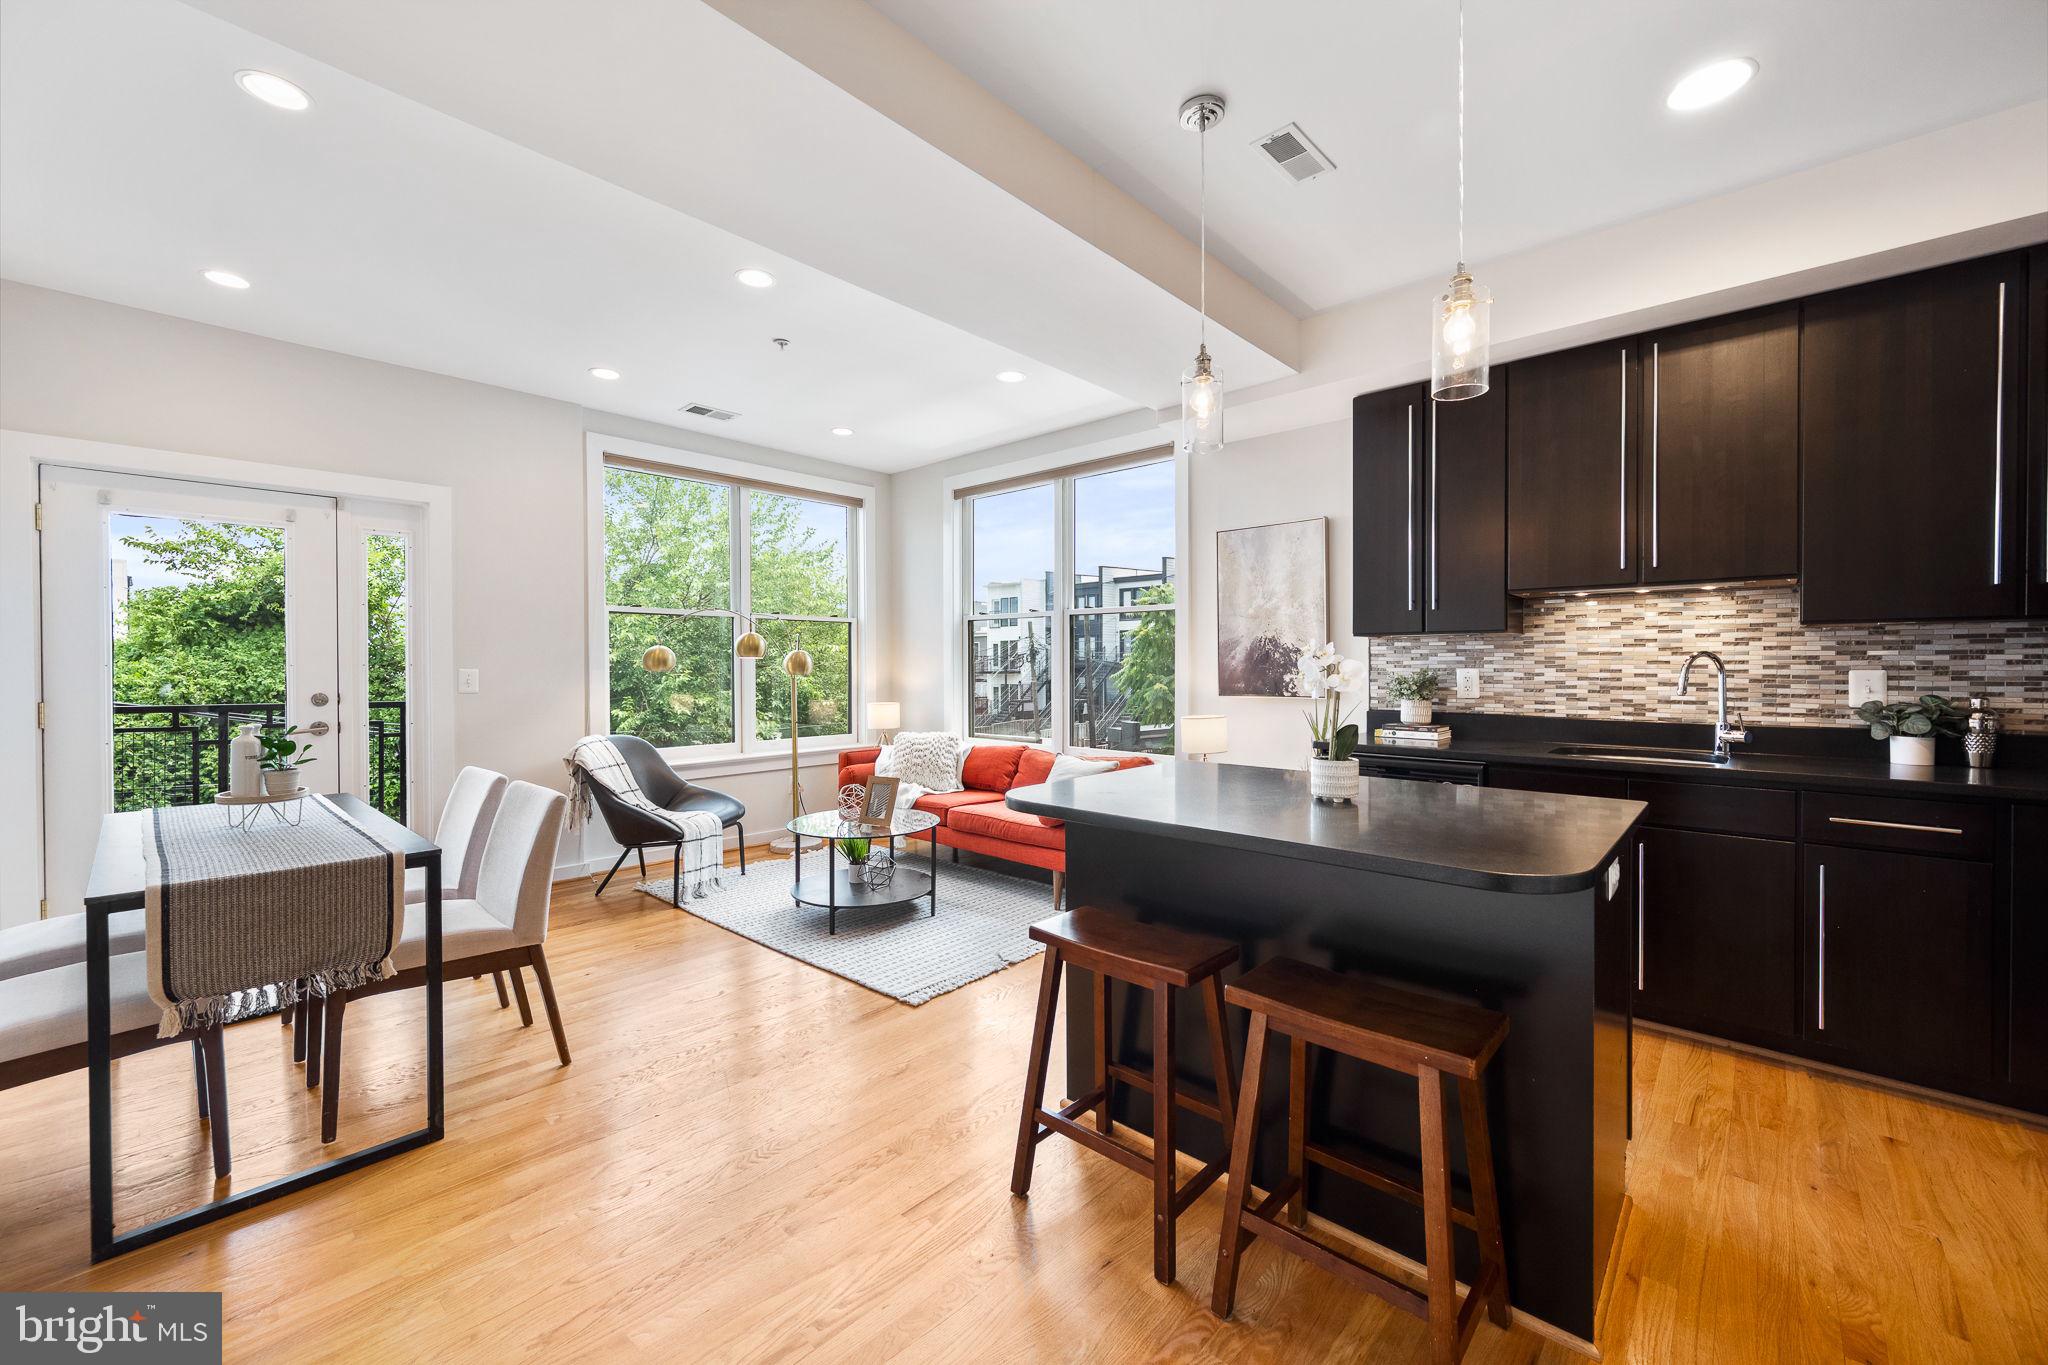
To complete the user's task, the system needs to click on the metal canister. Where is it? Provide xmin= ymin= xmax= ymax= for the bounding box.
xmin=1964 ymin=697 xmax=2000 ymax=769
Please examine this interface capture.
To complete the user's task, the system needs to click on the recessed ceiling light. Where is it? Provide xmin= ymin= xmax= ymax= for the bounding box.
xmin=235 ymin=69 xmax=311 ymax=111
xmin=201 ymin=269 xmax=250 ymax=290
xmin=734 ymin=268 xmax=776 ymax=289
xmin=1665 ymin=58 xmax=1757 ymax=112
xmin=831 ymin=427 xmax=854 ymax=436
xmin=589 ymin=367 xmax=621 ymax=381
xmin=995 ymin=370 xmax=1027 ymax=383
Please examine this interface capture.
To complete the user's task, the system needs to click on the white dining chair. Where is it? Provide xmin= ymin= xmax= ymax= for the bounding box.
xmin=316 ymin=781 xmax=569 ymax=1142
xmin=405 ymin=765 xmax=509 ymax=904
xmin=1 ymin=954 xmax=234 ymax=1178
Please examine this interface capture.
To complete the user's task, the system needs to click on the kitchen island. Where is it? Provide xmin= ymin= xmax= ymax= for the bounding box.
xmin=1007 ymin=758 xmax=1644 ymax=1346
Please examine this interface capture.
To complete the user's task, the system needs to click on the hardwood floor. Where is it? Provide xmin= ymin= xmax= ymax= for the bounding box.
xmin=3 ymin=849 xmax=2044 ymax=1362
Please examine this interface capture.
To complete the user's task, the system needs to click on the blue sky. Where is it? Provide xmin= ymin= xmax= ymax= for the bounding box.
xmin=973 ymin=459 xmax=1173 ymax=607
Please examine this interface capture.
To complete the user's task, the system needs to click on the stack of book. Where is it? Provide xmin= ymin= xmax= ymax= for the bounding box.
xmin=1371 ymin=722 xmax=1452 ymax=748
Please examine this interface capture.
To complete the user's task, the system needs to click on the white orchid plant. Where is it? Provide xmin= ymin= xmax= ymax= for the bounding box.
xmin=1297 ymin=642 xmax=1367 ymax=762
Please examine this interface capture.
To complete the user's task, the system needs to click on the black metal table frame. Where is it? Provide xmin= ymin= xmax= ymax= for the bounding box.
xmin=790 ymin=822 xmax=939 ymax=935
xmin=85 ymin=796 xmax=443 ymax=1262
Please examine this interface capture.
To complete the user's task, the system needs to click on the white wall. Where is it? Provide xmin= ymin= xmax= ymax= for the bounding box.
xmin=0 ymin=281 xmax=892 ymax=879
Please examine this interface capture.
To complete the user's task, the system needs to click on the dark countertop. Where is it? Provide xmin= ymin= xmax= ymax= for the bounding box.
xmin=1354 ymin=720 xmax=2048 ymax=805
xmin=1006 ymin=758 xmax=1644 ymax=895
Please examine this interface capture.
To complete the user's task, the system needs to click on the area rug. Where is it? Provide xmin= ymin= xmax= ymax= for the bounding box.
xmin=634 ymin=856 xmax=1052 ymax=1005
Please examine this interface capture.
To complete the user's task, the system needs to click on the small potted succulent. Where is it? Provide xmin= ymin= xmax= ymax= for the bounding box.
xmin=259 ymin=725 xmax=317 ymax=795
xmin=1388 ymin=667 xmax=1444 ymax=725
xmin=1853 ymin=694 xmax=1963 ymax=767
xmin=1298 ymin=642 xmax=1365 ymax=803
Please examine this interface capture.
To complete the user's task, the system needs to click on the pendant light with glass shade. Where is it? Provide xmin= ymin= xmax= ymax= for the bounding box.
xmin=1431 ymin=0 xmax=1491 ymax=401
xmin=1179 ymin=93 xmax=1226 ymax=454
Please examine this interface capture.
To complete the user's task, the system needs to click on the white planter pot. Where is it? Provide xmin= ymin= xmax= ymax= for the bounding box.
xmin=1308 ymin=757 xmax=1360 ymax=804
xmin=263 ymin=767 xmax=302 ymax=795
xmin=1887 ymin=735 xmax=1936 ymax=767
xmin=1399 ymin=700 xmax=1434 ymax=725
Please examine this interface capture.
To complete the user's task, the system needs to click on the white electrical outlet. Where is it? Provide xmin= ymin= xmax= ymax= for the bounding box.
xmin=1847 ymin=668 xmax=1886 ymax=707
xmin=1456 ymin=668 xmax=1480 ymax=699
xmin=458 ymin=668 xmax=481 ymax=695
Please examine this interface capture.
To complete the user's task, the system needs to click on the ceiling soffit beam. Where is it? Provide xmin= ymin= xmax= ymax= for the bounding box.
xmin=700 ymin=0 xmax=1300 ymax=371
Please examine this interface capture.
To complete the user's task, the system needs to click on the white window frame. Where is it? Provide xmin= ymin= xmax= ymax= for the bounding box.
xmin=585 ymin=433 xmax=876 ymax=775
xmin=955 ymin=450 xmax=1182 ymax=755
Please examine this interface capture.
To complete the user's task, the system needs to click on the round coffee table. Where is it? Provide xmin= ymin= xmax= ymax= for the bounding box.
xmin=786 ymin=808 xmax=941 ymax=934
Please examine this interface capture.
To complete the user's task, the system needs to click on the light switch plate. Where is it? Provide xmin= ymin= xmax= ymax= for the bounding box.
xmin=457 ymin=668 xmax=480 ymax=695
xmin=1847 ymin=668 xmax=1886 ymax=707
xmin=1456 ymin=668 xmax=1480 ymax=698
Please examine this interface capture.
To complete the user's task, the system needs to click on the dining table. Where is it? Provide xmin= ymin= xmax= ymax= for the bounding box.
xmin=81 ymin=793 xmax=443 ymax=1262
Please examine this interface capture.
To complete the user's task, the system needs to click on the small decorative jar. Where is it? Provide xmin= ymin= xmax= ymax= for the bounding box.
xmin=1964 ymin=698 xmax=2000 ymax=770
xmin=1308 ymin=756 xmax=1361 ymax=804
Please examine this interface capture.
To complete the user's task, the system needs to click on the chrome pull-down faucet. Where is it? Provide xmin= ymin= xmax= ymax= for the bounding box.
xmin=1675 ymin=651 xmax=1749 ymax=762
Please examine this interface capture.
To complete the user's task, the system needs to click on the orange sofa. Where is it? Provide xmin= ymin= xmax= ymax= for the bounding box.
xmin=836 ymin=744 xmax=1152 ymax=901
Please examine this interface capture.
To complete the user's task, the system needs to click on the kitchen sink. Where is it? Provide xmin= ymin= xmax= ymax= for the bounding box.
xmin=1548 ymin=743 xmax=1731 ymax=767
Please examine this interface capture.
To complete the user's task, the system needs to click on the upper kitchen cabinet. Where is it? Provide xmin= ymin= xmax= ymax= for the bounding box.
xmin=1641 ymin=305 xmax=1800 ymax=585
xmin=2028 ymin=244 xmax=2047 ymax=618
xmin=1800 ymin=253 xmax=2028 ymax=623
xmin=1352 ymin=377 xmax=1512 ymax=635
xmin=1507 ymin=340 xmax=1640 ymax=592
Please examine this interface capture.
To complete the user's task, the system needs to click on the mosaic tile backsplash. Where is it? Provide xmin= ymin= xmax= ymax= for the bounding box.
xmin=1367 ymin=586 xmax=2048 ymax=734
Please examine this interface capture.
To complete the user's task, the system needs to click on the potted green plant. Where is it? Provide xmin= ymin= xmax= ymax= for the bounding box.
xmin=258 ymin=725 xmax=317 ymax=795
xmin=1298 ymin=643 xmax=1364 ymax=803
xmin=1388 ymin=667 xmax=1443 ymax=725
xmin=1852 ymin=695 xmax=1962 ymax=767
xmin=835 ymin=836 xmax=871 ymax=865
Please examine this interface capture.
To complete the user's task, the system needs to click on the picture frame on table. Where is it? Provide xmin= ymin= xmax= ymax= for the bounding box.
xmin=860 ymin=776 xmax=901 ymax=826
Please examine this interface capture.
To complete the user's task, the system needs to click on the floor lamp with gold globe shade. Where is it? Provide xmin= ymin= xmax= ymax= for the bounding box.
xmin=640 ymin=610 xmax=816 ymax=852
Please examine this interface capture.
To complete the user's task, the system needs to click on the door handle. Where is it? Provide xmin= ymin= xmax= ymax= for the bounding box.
xmin=1992 ymin=280 xmax=2006 ymax=586
xmin=1429 ymin=400 xmax=1439 ymax=612
xmin=1405 ymin=403 xmax=1416 ymax=613
xmin=1816 ymin=863 xmax=1826 ymax=1031
xmin=1635 ymin=841 xmax=1645 ymax=991
xmin=303 ymin=720 xmax=332 ymax=737
xmin=1649 ymin=342 xmax=1660 ymax=570
xmin=1825 ymin=816 xmax=1962 ymax=836
xmin=1618 ymin=346 xmax=1629 ymax=572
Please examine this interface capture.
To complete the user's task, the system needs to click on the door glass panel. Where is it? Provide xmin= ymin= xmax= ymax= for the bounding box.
xmin=969 ymin=617 xmax=1051 ymax=744
xmin=365 ymin=532 xmax=410 ymax=822
xmin=1070 ymin=610 xmax=1175 ymax=754
xmin=754 ymin=619 xmax=852 ymax=741
xmin=109 ymin=513 xmax=287 ymax=811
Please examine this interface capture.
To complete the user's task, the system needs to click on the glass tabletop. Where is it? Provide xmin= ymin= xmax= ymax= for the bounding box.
xmin=786 ymin=808 xmax=940 ymax=839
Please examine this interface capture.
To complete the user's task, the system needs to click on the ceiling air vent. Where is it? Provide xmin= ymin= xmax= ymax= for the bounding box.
xmin=679 ymin=403 xmax=740 ymax=421
xmin=1254 ymin=123 xmax=1334 ymax=183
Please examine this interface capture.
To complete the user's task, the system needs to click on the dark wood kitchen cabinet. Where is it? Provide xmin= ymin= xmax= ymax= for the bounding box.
xmin=1800 ymin=252 xmax=2029 ymax=623
xmin=2013 ymin=806 xmax=2048 ymax=1103
xmin=1802 ymin=844 xmax=1999 ymax=1088
xmin=1352 ymin=377 xmax=1511 ymax=634
xmin=1634 ymin=826 xmax=1798 ymax=1045
xmin=1640 ymin=305 xmax=1800 ymax=585
xmin=1507 ymin=341 xmax=1640 ymax=592
xmin=2028 ymin=244 xmax=2047 ymax=618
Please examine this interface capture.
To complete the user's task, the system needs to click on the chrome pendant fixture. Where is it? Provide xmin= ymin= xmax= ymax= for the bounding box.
xmin=1179 ymin=93 xmax=1225 ymax=454
xmin=1431 ymin=0 xmax=1491 ymax=401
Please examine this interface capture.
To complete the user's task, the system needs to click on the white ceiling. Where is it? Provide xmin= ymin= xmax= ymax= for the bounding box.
xmin=0 ymin=0 xmax=1179 ymax=471
xmin=872 ymin=0 xmax=2048 ymax=315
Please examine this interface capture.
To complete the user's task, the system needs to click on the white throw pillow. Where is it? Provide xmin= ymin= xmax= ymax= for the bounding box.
xmin=884 ymin=731 xmax=964 ymax=793
xmin=1048 ymin=754 xmax=1117 ymax=783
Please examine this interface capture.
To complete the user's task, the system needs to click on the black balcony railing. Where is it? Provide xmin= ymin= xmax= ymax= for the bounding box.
xmin=111 ymin=701 xmax=407 ymax=821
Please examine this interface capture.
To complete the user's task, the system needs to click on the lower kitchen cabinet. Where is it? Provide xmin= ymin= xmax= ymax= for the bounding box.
xmin=1634 ymin=827 xmax=1797 ymax=1044
xmin=2013 ymin=806 xmax=2048 ymax=1102
xmin=1802 ymin=844 xmax=2000 ymax=1088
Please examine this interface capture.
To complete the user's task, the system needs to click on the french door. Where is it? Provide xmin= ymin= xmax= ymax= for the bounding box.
xmin=38 ymin=468 xmax=343 ymax=919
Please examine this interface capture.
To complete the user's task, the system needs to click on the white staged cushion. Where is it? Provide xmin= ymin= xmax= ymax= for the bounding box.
xmin=0 ymin=909 xmax=146 ymax=982
xmin=392 ymin=899 xmax=523 ymax=970
xmin=881 ymin=731 xmax=964 ymax=793
xmin=0 ymin=953 xmax=160 ymax=1063
xmin=1048 ymin=754 xmax=1117 ymax=783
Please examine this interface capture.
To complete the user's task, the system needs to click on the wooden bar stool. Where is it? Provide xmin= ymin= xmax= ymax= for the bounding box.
xmin=1211 ymin=957 xmax=1510 ymax=1365
xmin=1010 ymin=905 xmax=1240 ymax=1285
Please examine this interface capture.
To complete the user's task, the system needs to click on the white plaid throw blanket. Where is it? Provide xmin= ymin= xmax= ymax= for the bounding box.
xmin=566 ymin=736 xmax=726 ymax=898
xmin=143 ymin=794 xmax=406 ymax=1038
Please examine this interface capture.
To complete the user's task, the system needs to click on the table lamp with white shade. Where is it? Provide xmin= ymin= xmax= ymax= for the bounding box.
xmin=1181 ymin=714 xmax=1228 ymax=761
xmin=867 ymin=701 xmax=901 ymax=743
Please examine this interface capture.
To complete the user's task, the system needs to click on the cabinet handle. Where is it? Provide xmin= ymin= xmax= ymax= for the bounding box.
xmin=1825 ymin=815 xmax=1964 ymax=836
xmin=1649 ymin=342 xmax=1660 ymax=570
xmin=1405 ymin=403 xmax=1416 ymax=613
xmin=1429 ymin=400 xmax=1440 ymax=611
xmin=1618 ymin=346 xmax=1629 ymax=571
xmin=1992 ymin=280 xmax=2006 ymax=586
xmin=1816 ymin=863 xmax=1826 ymax=1031
xmin=1635 ymin=841 xmax=1645 ymax=991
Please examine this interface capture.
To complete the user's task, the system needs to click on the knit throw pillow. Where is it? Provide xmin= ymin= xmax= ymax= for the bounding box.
xmin=877 ymin=731 xmax=963 ymax=793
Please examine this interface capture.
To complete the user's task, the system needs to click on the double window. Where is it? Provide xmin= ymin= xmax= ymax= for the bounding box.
xmin=961 ymin=456 xmax=1176 ymax=754
xmin=604 ymin=461 xmax=857 ymax=756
